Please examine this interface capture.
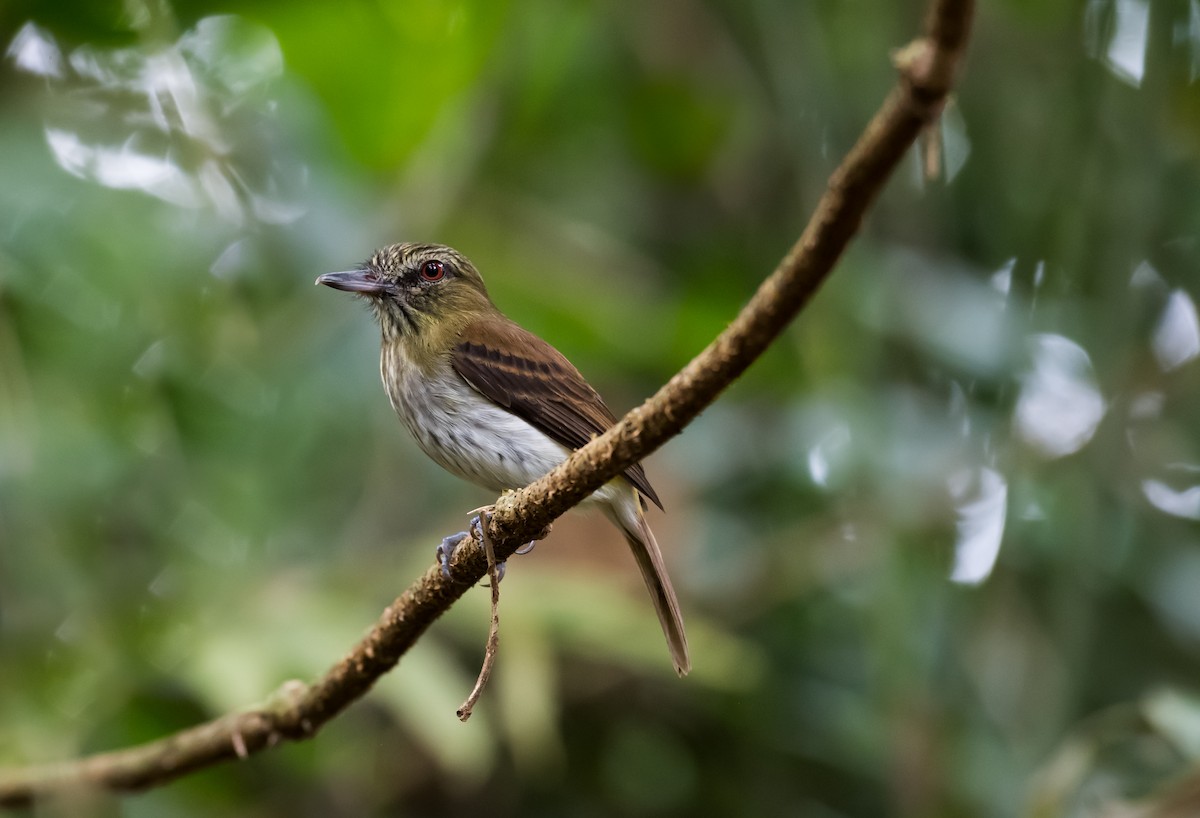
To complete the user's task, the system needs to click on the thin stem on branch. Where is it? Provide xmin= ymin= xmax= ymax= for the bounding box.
xmin=456 ymin=510 xmax=503 ymax=722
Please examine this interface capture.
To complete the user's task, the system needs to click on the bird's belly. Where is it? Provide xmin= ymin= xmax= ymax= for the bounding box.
xmin=386 ymin=366 xmax=571 ymax=493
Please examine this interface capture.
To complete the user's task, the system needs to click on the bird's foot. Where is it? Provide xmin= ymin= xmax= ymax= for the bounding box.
xmin=436 ymin=509 xmax=537 ymax=585
xmin=437 ymin=513 xmax=505 ymax=585
xmin=437 ymin=530 xmax=472 ymax=582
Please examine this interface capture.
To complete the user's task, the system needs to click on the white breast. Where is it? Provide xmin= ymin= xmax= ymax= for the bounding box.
xmin=381 ymin=347 xmax=572 ymax=493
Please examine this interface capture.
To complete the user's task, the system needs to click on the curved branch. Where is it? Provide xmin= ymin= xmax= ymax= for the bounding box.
xmin=0 ymin=0 xmax=974 ymax=806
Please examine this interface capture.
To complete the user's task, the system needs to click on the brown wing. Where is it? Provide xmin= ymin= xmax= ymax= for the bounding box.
xmin=452 ymin=316 xmax=663 ymax=510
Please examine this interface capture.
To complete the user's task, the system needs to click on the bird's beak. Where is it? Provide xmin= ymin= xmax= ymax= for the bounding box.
xmin=315 ymin=269 xmax=389 ymax=294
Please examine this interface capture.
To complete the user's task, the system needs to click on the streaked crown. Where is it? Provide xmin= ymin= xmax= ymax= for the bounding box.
xmin=367 ymin=243 xmax=489 ymax=299
xmin=320 ymin=243 xmax=495 ymax=343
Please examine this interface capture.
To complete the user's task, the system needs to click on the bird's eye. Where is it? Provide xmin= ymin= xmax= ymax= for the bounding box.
xmin=420 ymin=260 xmax=445 ymax=282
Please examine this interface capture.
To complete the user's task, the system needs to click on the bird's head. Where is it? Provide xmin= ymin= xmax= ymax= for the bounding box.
xmin=317 ymin=243 xmax=494 ymax=345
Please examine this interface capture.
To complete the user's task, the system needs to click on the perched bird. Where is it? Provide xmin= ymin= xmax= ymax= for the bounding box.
xmin=317 ymin=243 xmax=690 ymax=676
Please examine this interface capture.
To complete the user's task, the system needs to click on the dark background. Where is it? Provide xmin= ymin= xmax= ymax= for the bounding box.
xmin=2 ymin=1 xmax=1199 ymax=816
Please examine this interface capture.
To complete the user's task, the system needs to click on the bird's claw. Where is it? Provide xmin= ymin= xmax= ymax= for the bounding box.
xmin=435 ymin=512 xmax=537 ymax=585
xmin=437 ymin=530 xmax=472 ymax=582
xmin=438 ymin=513 xmax=506 ymax=586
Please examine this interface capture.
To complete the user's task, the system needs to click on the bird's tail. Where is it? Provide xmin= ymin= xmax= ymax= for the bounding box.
xmin=608 ymin=495 xmax=690 ymax=676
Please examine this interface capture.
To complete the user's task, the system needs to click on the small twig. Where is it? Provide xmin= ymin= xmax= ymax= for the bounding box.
xmin=230 ymin=731 xmax=247 ymax=760
xmin=921 ymin=121 xmax=943 ymax=181
xmin=457 ymin=512 xmax=502 ymax=722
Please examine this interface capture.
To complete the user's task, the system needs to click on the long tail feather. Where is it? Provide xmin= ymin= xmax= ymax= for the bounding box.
xmin=610 ymin=499 xmax=690 ymax=676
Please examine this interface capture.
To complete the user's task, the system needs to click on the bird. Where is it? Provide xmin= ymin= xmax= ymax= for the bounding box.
xmin=316 ymin=243 xmax=690 ymax=676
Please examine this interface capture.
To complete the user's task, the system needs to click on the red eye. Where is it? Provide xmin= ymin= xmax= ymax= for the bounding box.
xmin=420 ymin=260 xmax=445 ymax=282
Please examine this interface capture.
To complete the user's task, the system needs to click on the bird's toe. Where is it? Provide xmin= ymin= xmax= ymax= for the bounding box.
xmin=436 ymin=531 xmax=471 ymax=581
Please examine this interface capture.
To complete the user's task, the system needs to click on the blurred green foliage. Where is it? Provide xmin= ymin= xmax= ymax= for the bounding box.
xmin=2 ymin=0 xmax=1200 ymax=816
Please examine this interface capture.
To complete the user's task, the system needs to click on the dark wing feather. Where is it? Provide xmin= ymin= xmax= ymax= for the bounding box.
xmin=452 ymin=317 xmax=663 ymax=510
